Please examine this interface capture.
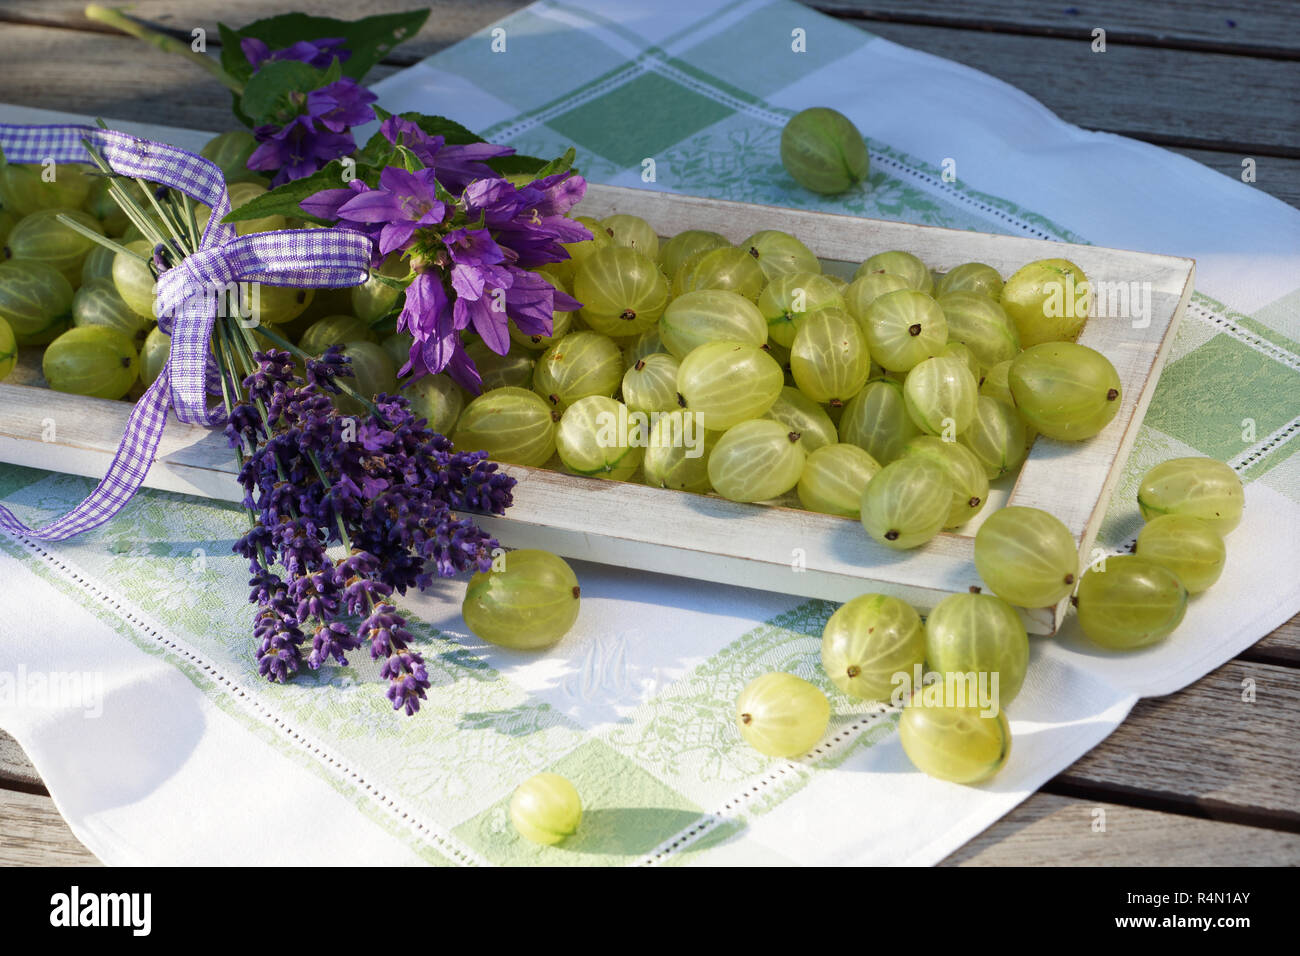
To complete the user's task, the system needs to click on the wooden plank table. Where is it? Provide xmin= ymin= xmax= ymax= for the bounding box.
xmin=0 ymin=0 xmax=1296 ymax=866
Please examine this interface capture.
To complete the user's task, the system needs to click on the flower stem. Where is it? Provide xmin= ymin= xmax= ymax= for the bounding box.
xmin=139 ymin=182 xmax=195 ymax=258
xmin=78 ymin=137 xmax=172 ymax=251
xmin=221 ymin=323 xmax=359 ymax=594
xmin=54 ymin=214 xmax=149 ymax=264
xmin=213 ymin=320 xmax=263 ymax=518
xmin=224 ymin=320 xmax=278 ymax=428
xmin=179 ymin=193 xmax=202 ymax=251
xmin=306 ymin=450 xmax=356 ymax=553
xmin=247 ymin=322 xmax=384 ymax=418
xmin=84 ymin=5 xmax=245 ymax=95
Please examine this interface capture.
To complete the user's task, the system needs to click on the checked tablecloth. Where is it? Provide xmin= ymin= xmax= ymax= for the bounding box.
xmin=0 ymin=0 xmax=1297 ymax=865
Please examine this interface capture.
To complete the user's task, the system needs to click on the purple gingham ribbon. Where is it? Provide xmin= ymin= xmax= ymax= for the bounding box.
xmin=0 ymin=124 xmax=371 ymax=541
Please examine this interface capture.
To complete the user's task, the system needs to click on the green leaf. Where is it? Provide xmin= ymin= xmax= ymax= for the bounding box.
xmin=486 ymin=148 xmax=576 ymax=180
xmin=228 ymin=92 xmax=255 ymax=130
xmin=218 ymin=23 xmax=254 ymax=86
xmin=217 ymin=10 xmax=430 ymax=84
xmin=321 ymin=56 xmax=344 ymax=86
xmin=388 ymin=111 xmax=574 ymax=179
xmin=433 ymin=179 xmax=457 ymax=205
xmin=367 ymin=271 xmax=409 ymax=293
xmin=402 ymin=112 xmax=484 ymax=147
xmin=395 ymin=145 xmax=422 ymax=173
xmin=483 ymin=154 xmax=545 ymax=175
xmin=220 ymin=160 xmax=350 ymax=226
xmin=535 ymin=148 xmax=578 ymax=179
xmin=369 ymin=314 xmax=400 ymax=338
xmin=354 ymin=133 xmax=398 ymax=173
xmin=240 ymin=60 xmax=321 ymax=126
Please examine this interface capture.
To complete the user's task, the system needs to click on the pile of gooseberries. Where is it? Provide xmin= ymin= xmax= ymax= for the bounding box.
xmin=739 ymin=453 xmax=1242 ymax=785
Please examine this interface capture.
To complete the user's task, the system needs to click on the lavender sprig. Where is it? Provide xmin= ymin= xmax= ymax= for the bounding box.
xmin=224 ymin=345 xmax=513 ymax=715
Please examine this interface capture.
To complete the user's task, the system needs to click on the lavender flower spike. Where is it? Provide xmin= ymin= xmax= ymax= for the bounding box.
xmin=227 ymin=347 xmax=513 ymax=715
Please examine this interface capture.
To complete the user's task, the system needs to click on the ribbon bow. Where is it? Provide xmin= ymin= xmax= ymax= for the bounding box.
xmin=0 ymin=123 xmax=372 ymax=540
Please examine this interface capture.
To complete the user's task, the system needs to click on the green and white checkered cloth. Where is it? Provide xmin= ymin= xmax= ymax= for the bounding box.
xmin=1 ymin=0 xmax=1297 ymax=865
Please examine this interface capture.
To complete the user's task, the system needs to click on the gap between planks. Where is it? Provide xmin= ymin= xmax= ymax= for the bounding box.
xmin=1053 ymin=659 xmax=1300 ymax=831
xmin=859 ymin=20 xmax=1300 ymax=159
xmin=940 ymin=792 xmax=1300 ymax=866
xmin=1237 ymin=614 xmax=1300 ymax=666
xmin=810 ymin=0 xmax=1300 ymax=60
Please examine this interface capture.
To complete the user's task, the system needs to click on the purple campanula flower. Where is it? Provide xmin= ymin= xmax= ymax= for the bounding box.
xmin=394 ymin=271 xmax=485 ymax=392
xmin=298 ymin=180 xmax=367 ymax=221
xmin=307 ymin=79 xmax=378 ymax=134
xmin=334 ymin=166 xmax=447 ymax=256
xmin=241 ymin=36 xmax=351 ymax=72
xmin=248 ymin=115 xmax=357 ymax=186
xmin=299 ymin=180 xmax=387 ymax=262
xmin=505 ymin=267 xmax=581 ymax=337
xmin=299 ymin=126 xmax=589 ymax=389
xmin=379 ymin=114 xmax=514 ymax=193
xmin=445 ymin=227 xmax=513 ymax=354
xmin=463 ymin=172 xmax=591 ymax=268
xmin=239 ymin=36 xmax=376 ymax=185
xmin=404 ymin=334 xmax=484 ymax=395
xmin=397 ymin=271 xmax=454 ymax=351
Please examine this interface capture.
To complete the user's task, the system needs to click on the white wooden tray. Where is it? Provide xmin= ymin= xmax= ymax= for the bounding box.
xmin=0 ymin=111 xmax=1194 ymax=634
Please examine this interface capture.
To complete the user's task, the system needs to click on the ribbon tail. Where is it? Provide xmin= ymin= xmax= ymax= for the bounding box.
xmin=0 ymin=372 xmax=173 ymax=541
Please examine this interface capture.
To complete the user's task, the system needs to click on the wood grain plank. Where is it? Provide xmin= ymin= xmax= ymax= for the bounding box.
xmin=0 ymin=789 xmax=100 ymax=866
xmin=7 ymin=784 xmax=1296 ymax=868
xmin=1243 ymin=616 xmax=1300 ymax=667
xmin=4 ymin=649 xmax=1296 ymax=864
xmin=0 ymin=0 xmax=529 ymax=63
xmin=0 ymin=730 xmax=44 ymax=792
xmin=941 ymin=792 xmax=1300 ymax=866
xmin=0 ymin=23 xmax=398 ymax=135
xmin=812 ymin=1 xmax=1300 ymax=57
xmin=0 ymin=3 xmax=1295 ymax=867
xmin=10 ymin=0 xmax=1299 ymax=60
xmin=1056 ymin=660 xmax=1300 ymax=826
xmin=4 ymin=7 xmax=1299 ymax=160
xmin=858 ymin=22 xmax=1300 ymax=157
xmin=5 ymin=716 xmax=1297 ymax=866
